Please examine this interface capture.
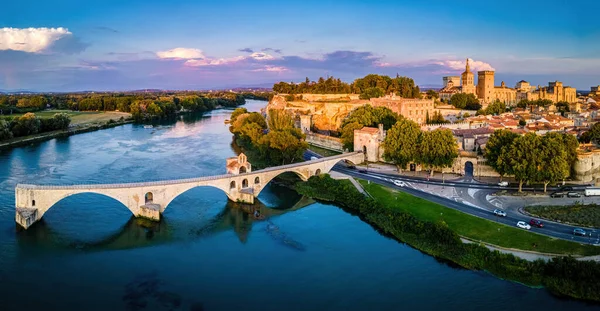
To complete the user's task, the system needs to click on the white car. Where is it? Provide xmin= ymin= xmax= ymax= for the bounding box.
xmin=498 ymin=181 xmax=508 ymax=187
xmin=310 ymin=156 xmax=318 ymax=160
xmin=393 ymin=180 xmax=406 ymax=187
xmin=493 ymin=209 xmax=507 ymax=217
xmin=517 ymin=221 xmax=531 ymax=230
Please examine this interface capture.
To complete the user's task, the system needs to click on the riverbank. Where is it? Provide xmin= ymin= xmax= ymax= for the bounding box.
xmin=0 ymin=119 xmax=133 ymax=150
xmin=294 ymin=174 xmax=600 ymax=302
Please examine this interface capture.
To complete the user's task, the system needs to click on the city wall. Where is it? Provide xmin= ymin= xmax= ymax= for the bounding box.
xmin=306 ymin=133 xmax=344 ymax=152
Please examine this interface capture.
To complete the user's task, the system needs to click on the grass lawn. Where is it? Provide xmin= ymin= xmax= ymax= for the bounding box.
xmin=8 ymin=110 xmax=131 ymax=125
xmin=524 ymin=203 xmax=600 ymax=228
xmin=307 ymin=144 xmax=341 ymax=157
xmin=358 ymin=180 xmax=600 ymax=256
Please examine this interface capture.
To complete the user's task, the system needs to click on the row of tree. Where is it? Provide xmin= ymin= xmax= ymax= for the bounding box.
xmin=382 ymin=119 xmax=458 ymax=174
xmin=229 ymin=108 xmax=307 ymax=166
xmin=0 ymin=112 xmax=71 ymax=141
xmin=273 ymin=74 xmax=422 ymax=100
xmin=485 ymin=130 xmax=578 ymax=192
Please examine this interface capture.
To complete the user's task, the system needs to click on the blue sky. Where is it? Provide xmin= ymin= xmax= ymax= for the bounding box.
xmin=0 ymin=0 xmax=598 ymax=91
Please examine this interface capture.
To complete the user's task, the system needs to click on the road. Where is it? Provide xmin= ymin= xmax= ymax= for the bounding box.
xmin=305 ymin=150 xmax=600 ymax=245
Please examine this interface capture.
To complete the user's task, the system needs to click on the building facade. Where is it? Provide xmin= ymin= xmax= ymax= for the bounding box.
xmin=369 ymin=95 xmax=435 ymax=124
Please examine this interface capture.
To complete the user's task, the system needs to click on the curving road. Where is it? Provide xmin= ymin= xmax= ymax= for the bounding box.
xmin=304 ymin=150 xmax=600 ymax=245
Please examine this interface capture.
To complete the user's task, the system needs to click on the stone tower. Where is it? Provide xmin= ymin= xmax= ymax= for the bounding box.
xmin=477 ymin=70 xmax=495 ymax=103
xmin=461 ymin=58 xmax=476 ymax=95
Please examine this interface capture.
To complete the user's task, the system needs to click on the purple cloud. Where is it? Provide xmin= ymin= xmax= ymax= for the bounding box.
xmin=238 ymin=48 xmax=254 ymax=53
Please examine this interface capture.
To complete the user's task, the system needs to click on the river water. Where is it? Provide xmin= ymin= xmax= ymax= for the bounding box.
xmin=0 ymin=100 xmax=596 ymax=310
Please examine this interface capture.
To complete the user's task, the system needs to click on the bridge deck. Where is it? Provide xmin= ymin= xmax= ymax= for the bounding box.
xmin=16 ymin=152 xmax=361 ymax=190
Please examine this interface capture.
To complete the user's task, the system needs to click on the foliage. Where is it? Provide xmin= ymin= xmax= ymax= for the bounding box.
xmin=10 ymin=112 xmax=41 ymax=137
xmin=425 ymin=110 xmax=447 ymax=124
xmin=449 ymin=93 xmax=480 ymax=110
xmin=229 ymin=109 xmax=307 ymax=166
xmin=586 ymin=122 xmax=600 ymax=144
xmin=478 ymin=100 xmax=506 ymax=115
xmin=485 ymin=130 xmax=519 ymax=180
xmin=519 ymin=119 xmax=527 ymax=127
xmin=508 ymin=133 xmax=543 ymax=192
xmin=525 ymin=202 xmax=600 ymax=228
xmin=352 ymin=74 xmax=421 ymax=98
xmin=426 ymin=90 xmax=439 ymax=99
xmin=296 ymin=175 xmax=600 ymax=302
xmin=539 ymin=132 xmax=570 ymax=192
xmin=418 ymin=129 xmax=458 ymax=172
xmin=0 ymin=119 xmax=13 ymax=140
xmin=339 ymin=105 xmax=401 ymax=150
xmin=273 ymin=76 xmax=352 ymax=94
xmin=382 ymin=119 xmax=421 ymax=170
xmin=555 ymin=101 xmax=570 ymax=116
xmin=359 ymin=87 xmax=385 ymax=100
xmin=517 ymin=99 xmax=554 ymax=108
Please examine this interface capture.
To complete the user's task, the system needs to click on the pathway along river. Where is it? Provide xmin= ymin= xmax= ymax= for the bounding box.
xmin=0 ymin=100 xmax=596 ymax=310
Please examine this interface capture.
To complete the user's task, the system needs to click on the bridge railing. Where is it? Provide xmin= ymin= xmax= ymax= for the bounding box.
xmin=16 ymin=151 xmax=363 ymax=190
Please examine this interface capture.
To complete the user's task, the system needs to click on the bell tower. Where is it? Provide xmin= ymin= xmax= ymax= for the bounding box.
xmin=461 ymin=58 xmax=476 ymax=95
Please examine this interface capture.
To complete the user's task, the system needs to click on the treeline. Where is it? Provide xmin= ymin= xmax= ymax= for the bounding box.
xmin=0 ymin=91 xmax=248 ymax=121
xmin=229 ymin=108 xmax=307 ymax=167
xmin=273 ymin=74 xmax=421 ymax=99
xmin=0 ymin=112 xmax=71 ymax=141
xmin=449 ymin=93 xmax=481 ymax=110
xmin=485 ymin=130 xmax=578 ymax=191
xmin=295 ymin=174 xmax=600 ymax=303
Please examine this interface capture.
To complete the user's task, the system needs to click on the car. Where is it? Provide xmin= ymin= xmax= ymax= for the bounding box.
xmin=346 ymin=165 xmax=356 ymax=169
xmin=498 ymin=181 xmax=508 ymax=187
xmin=560 ymin=186 xmax=574 ymax=192
xmin=358 ymin=169 xmax=367 ymax=173
xmin=393 ymin=180 xmax=406 ymax=187
xmin=493 ymin=209 xmax=507 ymax=217
xmin=529 ymin=219 xmax=544 ymax=228
xmin=567 ymin=192 xmax=582 ymax=198
xmin=517 ymin=221 xmax=531 ymax=230
xmin=310 ymin=156 xmax=318 ymax=161
xmin=550 ymin=192 xmax=566 ymax=198
xmin=573 ymin=228 xmax=587 ymax=236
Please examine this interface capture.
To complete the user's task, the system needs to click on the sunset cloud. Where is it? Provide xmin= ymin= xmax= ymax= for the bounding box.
xmin=436 ymin=58 xmax=495 ymax=71
xmin=0 ymin=27 xmax=74 ymax=53
xmin=156 ymin=47 xmax=205 ymax=59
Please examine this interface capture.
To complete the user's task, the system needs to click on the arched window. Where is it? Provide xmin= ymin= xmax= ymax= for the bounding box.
xmin=145 ymin=192 xmax=153 ymax=204
xmin=315 ymin=169 xmax=321 ymax=176
xmin=242 ymin=179 xmax=248 ymax=188
xmin=230 ymin=181 xmax=236 ymax=189
xmin=239 ymin=166 xmax=247 ymax=174
xmin=254 ymin=177 xmax=260 ymax=184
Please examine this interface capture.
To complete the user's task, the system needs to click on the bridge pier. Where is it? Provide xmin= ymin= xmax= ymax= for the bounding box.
xmin=139 ymin=204 xmax=161 ymax=221
xmin=16 ymin=207 xmax=38 ymax=230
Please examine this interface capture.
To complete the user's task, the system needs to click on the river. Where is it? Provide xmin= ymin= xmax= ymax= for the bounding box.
xmin=0 ymin=100 xmax=596 ymax=310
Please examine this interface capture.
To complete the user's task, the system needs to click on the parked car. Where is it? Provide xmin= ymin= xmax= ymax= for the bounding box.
xmin=498 ymin=181 xmax=508 ymax=187
xmin=567 ymin=192 xmax=582 ymax=198
xmin=529 ymin=219 xmax=544 ymax=228
xmin=550 ymin=192 xmax=566 ymax=198
xmin=573 ymin=228 xmax=587 ymax=236
xmin=493 ymin=209 xmax=507 ymax=217
xmin=393 ymin=180 xmax=406 ymax=187
xmin=358 ymin=169 xmax=367 ymax=173
xmin=310 ymin=156 xmax=318 ymax=161
xmin=560 ymin=186 xmax=574 ymax=191
xmin=517 ymin=221 xmax=531 ymax=230
xmin=347 ymin=165 xmax=356 ymax=169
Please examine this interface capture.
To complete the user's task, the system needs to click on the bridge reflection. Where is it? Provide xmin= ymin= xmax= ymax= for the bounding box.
xmin=16 ymin=194 xmax=316 ymax=253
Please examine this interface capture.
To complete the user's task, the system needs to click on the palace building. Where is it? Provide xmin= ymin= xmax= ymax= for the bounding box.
xmin=439 ymin=58 xmax=577 ymax=106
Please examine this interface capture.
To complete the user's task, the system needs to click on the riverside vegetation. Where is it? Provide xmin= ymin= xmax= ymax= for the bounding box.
xmin=295 ymin=174 xmax=600 ymax=302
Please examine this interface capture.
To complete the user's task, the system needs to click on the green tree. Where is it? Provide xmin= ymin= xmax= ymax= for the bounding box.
xmin=52 ymin=113 xmax=71 ymax=130
xmin=519 ymin=119 xmax=526 ymax=127
xmin=11 ymin=112 xmax=41 ymax=137
xmin=539 ymin=133 xmax=570 ymax=192
xmin=359 ymin=87 xmax=385 ymax=99
xmin=340 ymin=105 xmax=400 ymax=150
xmin=587 ymin=123 xmax=600 ymax=144
xmin=267 ymin=109 xmax=294 ymax=130
xmin=562 ymin=133 xmax=579 ymax=176
xmin=383 ymin=119 xmax=421 ymax=171
xmin=426 ymin=90 xmax=439 ymax=99
xmin=258 ymin=128 xmax=308 ymax=165
xmin=479 ymin=100 xmax=506 ymax=115
xmin=485 ymin=130 xmax=519 ymax=181
xmin=230 ymin=108 xmax=248 ymax=124
xmin=427 ymin=110 xmax=447 ymax=124
xmin=0 ymin=119 xmax=13 ymax=140
xmin=450 ymin=93 xmax=480 ymax=110
xmin=508 ymin=133 xmax=543 ymax=192
xmin=418 ymin=129 xmax=458 ymax=175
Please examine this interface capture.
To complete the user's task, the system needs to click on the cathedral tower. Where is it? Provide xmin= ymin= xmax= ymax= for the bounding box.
xmin=461 ymin=58 xmax=476 ymax=95
xmin=477 ymin=70 xmax=495 ymax=103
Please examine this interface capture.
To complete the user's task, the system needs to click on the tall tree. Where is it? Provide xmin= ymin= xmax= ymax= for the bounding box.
xmin=383 ymin=119 xmax=421 ymax=171
xmin=418 ymin=129 xmax=458 ymax=175
xmin=485 ymin=130 xmax=519 ymax=181
xmin=539 ymin=132 xmax=570 ymax=192
xmin=508 ymin=133 xmax=542 ymax=192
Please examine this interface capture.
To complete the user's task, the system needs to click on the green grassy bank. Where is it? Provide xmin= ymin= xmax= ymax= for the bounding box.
xmin=524 ymin=203 xmax=600 ymax=228
xmin=360 ymin=181 xmax=600 ymax=256
xmin=294 ymin=174 xmax=600 ymax=302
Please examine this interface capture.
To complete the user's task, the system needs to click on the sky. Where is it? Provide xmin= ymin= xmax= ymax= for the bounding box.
xmin=0 ymin=0 xmax=599 ymax=91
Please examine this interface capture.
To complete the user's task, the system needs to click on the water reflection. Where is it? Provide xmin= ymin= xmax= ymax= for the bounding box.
xmin=16 ymin=193 xmax=315 ymax=253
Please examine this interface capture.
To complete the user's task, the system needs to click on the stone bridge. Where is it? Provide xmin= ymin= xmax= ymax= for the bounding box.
xmin=15 ymin=152 xmax=364 ymax=229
